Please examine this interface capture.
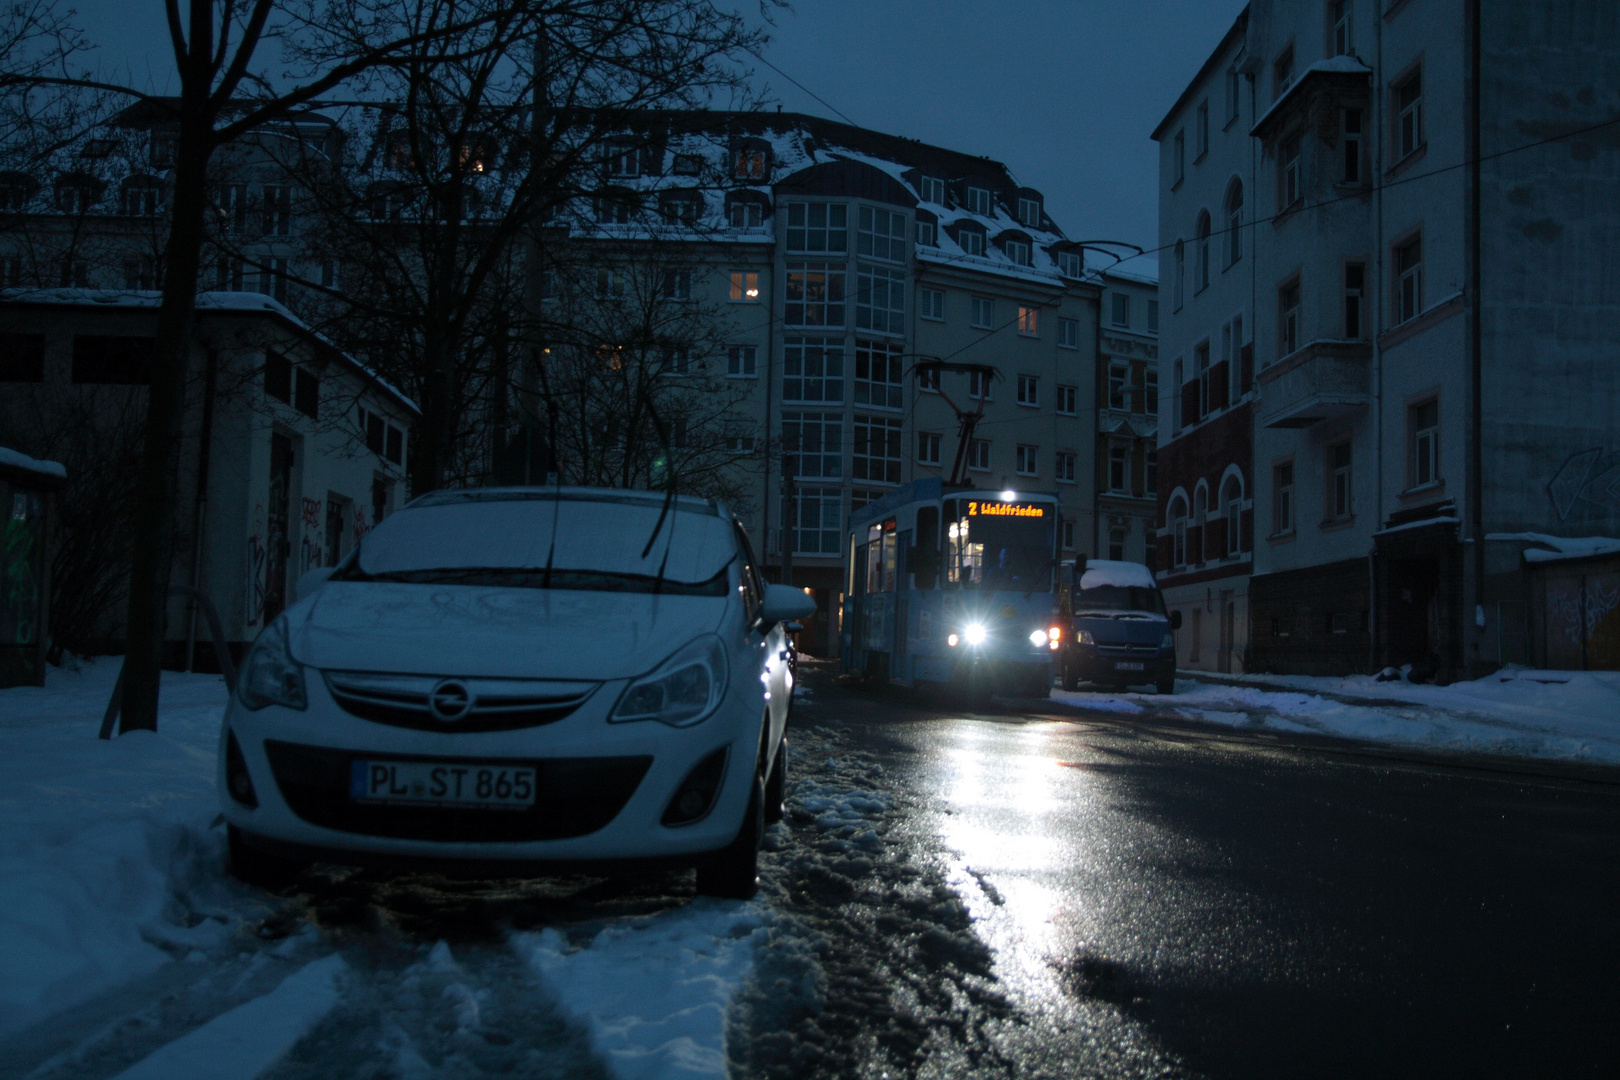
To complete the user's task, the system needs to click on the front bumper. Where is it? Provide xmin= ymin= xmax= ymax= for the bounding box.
xmin=218 ymin=669 xmax=762 ymax=867
xmin=1063 ymin=647 xmax=1176 ymax=686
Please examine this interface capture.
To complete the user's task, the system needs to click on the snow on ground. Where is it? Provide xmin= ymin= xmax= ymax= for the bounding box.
xmin=0 ymin=659 xmax=238 ymax=1036
xmin=1052 ymin=666 xmax=1620 ymax=764
xmin=516 ymin=901 xmax=769 ymax=1080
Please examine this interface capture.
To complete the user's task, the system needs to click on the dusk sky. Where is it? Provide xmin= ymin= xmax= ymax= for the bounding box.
xmin=68 ymin=0 xmax=1247 ymax=260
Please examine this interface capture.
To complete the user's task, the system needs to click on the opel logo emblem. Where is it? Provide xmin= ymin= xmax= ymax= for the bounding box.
xmin=428 ymin=679 xmax=473 ymax=722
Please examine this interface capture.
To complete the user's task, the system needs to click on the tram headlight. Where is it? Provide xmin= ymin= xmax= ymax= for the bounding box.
xmin=947 ymin=633 xmax=959 ymax=647
xmin=963 ymin=622 xmax=987 ymax=646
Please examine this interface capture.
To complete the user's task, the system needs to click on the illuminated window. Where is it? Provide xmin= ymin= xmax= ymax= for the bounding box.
xmin=1016 ymin=305 xmax=1039 ymax=336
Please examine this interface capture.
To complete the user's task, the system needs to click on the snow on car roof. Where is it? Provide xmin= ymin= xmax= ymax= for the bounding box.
xmin=1077 ymin=560 xmax=1158 ymax=590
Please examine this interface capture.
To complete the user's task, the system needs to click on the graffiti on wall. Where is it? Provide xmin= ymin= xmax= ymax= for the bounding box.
xmin=2 ymin=493 xmax=42 ymax=647
xmin=299 ymin=497 xmax=324 ymax=574
xmin=1549 ymin=578 xmax=1620 ymax=645
xmin=353 ymin=507 xmax=370 ymax=542
xmin=246 ymin=501 xmax=266 ymax=627
xmin=1547 ymin=447 xmax=1620 ymax=521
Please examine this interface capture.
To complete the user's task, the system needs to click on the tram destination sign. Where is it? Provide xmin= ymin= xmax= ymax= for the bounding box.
xmin=966 ymin=501 xmax=1049 ymax=519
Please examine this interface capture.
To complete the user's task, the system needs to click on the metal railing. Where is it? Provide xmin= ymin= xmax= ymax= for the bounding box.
xmin=99 ymin=585 xmax=237 ymax=739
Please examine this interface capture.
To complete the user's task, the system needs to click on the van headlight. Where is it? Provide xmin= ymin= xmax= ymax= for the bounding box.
xmin=612 ymin=636 xmax=729 ymax=727
xmin=1161 ymin=632 xmax=1176 ymax=650
xmin=1074 ymin=629 xmax=1095 ymax=646
xmin=238 ymin=617 xmax=307 ymax=711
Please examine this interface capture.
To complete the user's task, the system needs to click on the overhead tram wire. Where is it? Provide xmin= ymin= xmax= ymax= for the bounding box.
xmin=743 ymin=47 xmax=860 ymax=128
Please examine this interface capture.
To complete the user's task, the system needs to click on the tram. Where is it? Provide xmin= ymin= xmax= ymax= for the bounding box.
xmin=840 ymin=478 xmax=1062 ymax=697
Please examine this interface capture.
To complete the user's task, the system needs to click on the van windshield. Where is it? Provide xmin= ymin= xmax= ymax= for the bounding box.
xmin=1072 ymin=585 xmax=1166 ymax=615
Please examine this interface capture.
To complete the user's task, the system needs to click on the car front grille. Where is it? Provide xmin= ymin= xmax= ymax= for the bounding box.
xmin=322 ymin=671 xmax=599 ymax=732
xmin=263 ymin=740 xmax=652 ymax=842
xmin=1095 ymin=642 xmax=1159 ymax=657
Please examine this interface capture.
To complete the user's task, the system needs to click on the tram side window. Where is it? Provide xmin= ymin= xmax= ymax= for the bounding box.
xmin=851 ymin=535 xmax=868 ymax=596
xmin=882 ymin=526 xmax=897 ymax=591
xmin=865 ymin=524 xmax=883 ymax=594
xmin=912 ymin=505 xmax=940 ymax=589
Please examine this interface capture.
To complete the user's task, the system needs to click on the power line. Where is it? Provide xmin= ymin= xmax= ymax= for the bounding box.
xmin=744 ymin=47 xmax=859 ymax=128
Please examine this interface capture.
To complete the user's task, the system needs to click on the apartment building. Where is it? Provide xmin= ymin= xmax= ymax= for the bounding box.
xmin=1158 ymin=0 xmax=1620 ymax=677
xmin=1152 ymin=12 xmax=1257 ymax=674
xmin=1093 ymin=259 xmax=1162 ymax=567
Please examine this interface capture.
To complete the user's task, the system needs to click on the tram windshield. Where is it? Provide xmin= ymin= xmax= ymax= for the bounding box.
xmin=944 ymin=499 xmax=1054 ymax=592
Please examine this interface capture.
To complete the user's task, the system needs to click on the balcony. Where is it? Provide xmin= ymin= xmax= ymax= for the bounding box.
xmin=1256 ymin=341 xmax=1371 ymax=429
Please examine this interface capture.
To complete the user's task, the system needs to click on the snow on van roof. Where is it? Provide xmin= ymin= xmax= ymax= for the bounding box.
xmin=1078 ymin=560 xmax=1158 ymax=590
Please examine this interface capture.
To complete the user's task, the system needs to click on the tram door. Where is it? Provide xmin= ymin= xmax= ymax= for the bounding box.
xmin=893 ymin=530 xmax=911 ymax=675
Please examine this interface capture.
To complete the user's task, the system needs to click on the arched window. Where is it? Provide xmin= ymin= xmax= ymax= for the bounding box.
xmin=1221 ymin=473 xmax=1244 ymax=557
xmin=1169 ymin=495 xmax=1189 ymax=568
xmin=1193 ymin=485 xmax=1208 ymax=565
xmin=1195 ymin=211 xmax=1211 ymax=293
xmin=1224 ymin=180 xmax=1243 ymax=267
xmin=1174 ymin=240 xmax=1185 ymax=310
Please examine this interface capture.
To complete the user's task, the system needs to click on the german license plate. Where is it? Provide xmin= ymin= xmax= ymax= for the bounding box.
xmin=350 ymin=761 xmax=536 ymax=809
xmin=1114 ymin=661 xmax=1145 ymax=672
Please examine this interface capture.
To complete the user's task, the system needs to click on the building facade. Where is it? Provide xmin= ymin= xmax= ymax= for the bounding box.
xmin=1158 ymin=0 xmax=1620 ymax=677
xmin=1093 ymin=261 xmax=1162 ymax=568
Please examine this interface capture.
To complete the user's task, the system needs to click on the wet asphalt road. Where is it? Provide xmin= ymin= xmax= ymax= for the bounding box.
xmin=790 ymin=668 xmax=1620 ymax=1079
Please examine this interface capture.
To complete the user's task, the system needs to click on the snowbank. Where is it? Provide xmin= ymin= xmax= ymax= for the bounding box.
xmin=515 ymin=900 xmax=769 ymax=1080
xmin=0 ymin=445 xmax=67 ymax=480
xmin=0 ymin=660 xmax=231 ymax=1035
xmin=1053 ymin=666 xmax=1620 ymax=764
xmin=1486 ymin=531 xmax=1620 ymax=564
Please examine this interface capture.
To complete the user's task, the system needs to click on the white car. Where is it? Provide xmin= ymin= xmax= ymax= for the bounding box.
xmin=219 ymin=487 xmax=814 ymax=898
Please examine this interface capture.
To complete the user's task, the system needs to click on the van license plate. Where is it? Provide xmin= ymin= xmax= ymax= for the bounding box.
xmin=1114 ymin=661 xmax=1145 ymax=672
xmin=350 ymin=761 xmax=535 ymax=809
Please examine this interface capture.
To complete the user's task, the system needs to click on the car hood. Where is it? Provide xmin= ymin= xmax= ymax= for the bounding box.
xmin=287 ymin=582 xmax=729 ymax=679
xmin=1073 ymin=610 xmax=1170 ymax=646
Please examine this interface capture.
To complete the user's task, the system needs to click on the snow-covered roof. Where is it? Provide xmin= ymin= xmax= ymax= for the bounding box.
xmin=1078 ymin=560 xmax=1158 ymax=590
xmin=1086 ymin=249 xmax=1159 ymax=287
xmin=0 ymin=288 xmax=420 ymax=415
xmin=1486 ymin=532 xmax=1620 ymax=565
xmin=0 ymin=445 xmax=66 ymax=481
xmin=1250 ymin=56 xmax=1373 ymax=137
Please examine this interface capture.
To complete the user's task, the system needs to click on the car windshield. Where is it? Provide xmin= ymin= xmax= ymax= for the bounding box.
xmin=334 ymin=494 xmax=734 ymax=595
xmin=1073 ymin=584 xmax=1166 ymax=615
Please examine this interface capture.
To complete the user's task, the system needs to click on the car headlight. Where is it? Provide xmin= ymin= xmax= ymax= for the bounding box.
xmin=611 ymin=635 xmax=728 ymax=727
xmin=1161 ymin=631 xmax=1176 ymax=650
xmin=238 ymin=617 xmax=307 ymax=711
xmin=963 ymin=622 xmax=987 ymax=645
xmin=1074 ymin=629 xmax=1095 ymax=646
xmin=1028 ymin=629 xmax=1047 ymax=647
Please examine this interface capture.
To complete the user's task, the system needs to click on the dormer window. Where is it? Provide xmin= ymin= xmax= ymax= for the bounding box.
xmin=734 ymin=147 xmax=768 ymax=181
xmin=1057 ymin=251 xmax=1083 ymax=278
xmin=607 ymin=142 xmax=641 ymax=178
xmin=1017 ymin=197 xmax=1041 ymax=228
xmin=53 ymin=172 xmax=102 ymax=214
xmin=673 ymin=153 xmax=703 ymax=176
xmin=965 ymin=186 xmax=992 ymax=216
xmin=957 ymin=228 xmax=985 ymax=257
xmin=1002 ymin=238 xmax=1031 ymax=266
xmin=120 ymin=177 xmax=161 ymax=216
xmin=918 ymin=175 xmax=947 ymax=204
xmin=660 ymin=190 xmax=702 ymax=224
xmin=150 ymin=134 xmax=176 ymax=168
xmin=385 ymin=132 xmax=414 ymax=171
xmin=456 ymin=133 xmax=498 ymax=174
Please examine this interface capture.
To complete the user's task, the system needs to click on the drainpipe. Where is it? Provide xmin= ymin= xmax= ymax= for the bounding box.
xmin=1467 ymin=0 xmax=1485 ymax=676
xmin=184 ymin=345 xmax=219 ymax=672
xmin=1369 ymin=5 xmax=1386 ymax=673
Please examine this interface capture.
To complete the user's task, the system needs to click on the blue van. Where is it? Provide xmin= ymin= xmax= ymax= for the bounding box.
xmin=1056 ymin=558 xmax=1180 ymax=694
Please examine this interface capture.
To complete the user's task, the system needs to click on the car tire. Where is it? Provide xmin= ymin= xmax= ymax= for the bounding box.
xmin=763 ymin=739 xmax=787 ymax=825
xmin=227 ymin=826 xmax=304 ymax=890
xmin=1060 ymin=657 xmax=1080 ymax=692
xmin=695 ymin=770 xmax=763 ymax=900
xmin=1156 ymin=676 xmax=1175 ymax=695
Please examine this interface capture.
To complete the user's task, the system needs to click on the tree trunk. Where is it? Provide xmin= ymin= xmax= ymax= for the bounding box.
xmin=118 ymin=86 xmax=215 ymax=732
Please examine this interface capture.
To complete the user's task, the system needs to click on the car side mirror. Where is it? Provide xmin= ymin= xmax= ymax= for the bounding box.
xmin=295 ymin=565 xmax=335 ymax=602
xmin=760 ymin=583 xmax=816 ymax=628
xmin=1170 ymin=609 xmax=1183 ymax=630
xmin=784 ymin=621 xmax=803 ymax=634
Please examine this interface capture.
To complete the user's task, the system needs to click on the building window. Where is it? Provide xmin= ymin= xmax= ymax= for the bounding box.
xmin=1016 ymin=374 xmax=1039 ymax=406
xmin=1280 ymin=134 xmax=1302 ymax=209
xmin=792 ymin=487 xmax=842 ymax=555
xmin=1173 ymin=129 xmax=1185 ymax=186
xmin=854 ymin=339 xmax=904 ymax=410
xmin=729 ymin=270 xmax=761 ymax=302
xmin=1169 ymin=496 xmax=1188 ymax=568
xmin=1342 ymin=108 xmax=1364 ymax=184
xmin=662 ymin=269 xmax=692 ymax=300
xmin=966 ymin=186 xmax=992 ymax=216
xmin=785 ymin=202 xmax=847 ymax=253
xmin=1226 ymin=64 xmax=1241 ymax=124
xmin=970 ymin=295 xmax=993 ymax=329
xmin=1056 ymin=451 xmax=1076 ymax=483
xmin=1280 ymin=279 xmax=1301 ymax=356
xmin=1172 ymin=357 xmax=1184 ymax=431
xmin=1396 ymin=67 xmax=1423 ymax=160
xmin=1015 ymin=444 xmax=1038 ymax=476
xmin=672 ymin=153 xmax=702 ymax=175
xmin=1108 ymin=361 xmax=1129 ymax=410
xmin=783 ymin=337 xmax=844 ymax=403
xmin=1111 ymin=292 xmax=1130 ymax=328
xmin=606 ymin=142 xmax=641 ymax=177
xmin=594 ymin=267 xmax=627 ymax=298
xmin=727 ymin=345 xmax=758 ymax=377
xmin=1017 ymin=196 xmax=1041 ymax=227
xmin=785 ymin=263 xmax=845 ymax=326
xmin=1411 ymin=398 xmax=1440 ymax=487
xmin=1194 ymin=340 xmax=1210 ymax=419
xmin=1017 ymin=305 xmax=1039 ymax=336
xmin=1109 ymin=528 xmax=1126 ymax=561
xmin=1174 ymin=241 xmax=1185 ymax=311
xmin=734 ymin=146 xmax=768 ymax=180
xmin=123 ymin=255 xmax=156 ymax=290
xmin=1109 ymin=445 xmax=1128 ymax=492
xmin=596 ymin=192 xmax=636 ymax=224
xmin=1344 ymin=262 xmax=1365 ymax=338
xmin=1004 ymin=239 xmax=1032 ymax=266
xmin=262 ymin=257 xmax=289 ymax=303
xmin=122 ymin=182 xmax=160 ymax=217
xmin=1193 ymin=487 xmax=1208 ymax=564
xmin=661 ymin=344 xmax=691 ymax=375
xmin=1146 ymin=367 xmax=1159 ymax=416
xmin=1058 ymin=251 xmax=1083 ymax=278
xmin=1273 ymin=46 xmax=1294 ymax=98
xmin=856 ymin=265 xmax=906 ymax=334
xmin=1273 ymin=460 xmax=1295 ymax=534
xmin=661 ymin=192 xmax=702 ymax=223
xmin=917 ymin=366 xmax=940 ymax=392
xmin=1062 ymin=520 xmax=1076 ymax=550
xmin=967 ymin=439 xmax=991 ymax=471
xmin=1225 ymin=181 xmax=1243 ymax=266
xmin=1396 ymin=234 xmax=1422 ymax=323
xmin=916 ymin=220 xmax=936 ymax=246
xmin=1329 ymin=440 xmax=1353 ymax=520
xmin=1222 ymin=475 xmax=1243 ymax=554
xmin=958 ymin=229 xmax=986 ymax=256
xmin=1196 ymin=99 xmax=1210 ymax=159
xmin=262 ymin=184 xmax=292 ymax=236
xmin=1195 ymin=211 xmax=1211 ymax=292
xmin=781 ymin=411 xmax=842 ymax=478
xmin=1147 ymin=299 xmax=1159 ymax=333
xmin=858 ymin=206 xmax=907 ymax=262
xmin=1333 ymin=0 xmax=1354 ymax=55
xmin=917 ymin=431 xmax=941 ymax=465
xmin=728 ymin=200 xmax=763 ymax=228
xmin=1056 ymin=384 xmax=1077 ymax=415
xmin=919 ymin=176 xmax=947 ymax=204
xmin=1146 ymin=449 xmax=1158 ymax=491
xmin=1057 ymin=317 xmax=1079 ymax=349
xmin=918 ymin=287 xmax=944 ymax=321
xmin=853 ymin=414 xmax=903 ymax=484
xmin=968 ymin=369 xmax=993 ymax=400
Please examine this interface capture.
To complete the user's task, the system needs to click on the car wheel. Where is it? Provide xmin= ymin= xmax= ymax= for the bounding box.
xmin=1060 ymin=657 xmax=1080 ymax=692
xmin=763 ymin=739 xmax=787 ymax=825
xmin=695 ymin=769 xmax=763 ymax=900
xmin=227 ymin=826 xmax=305 ymax=890
xmin=1156 ymin=676 xmax=1175 ymax=695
